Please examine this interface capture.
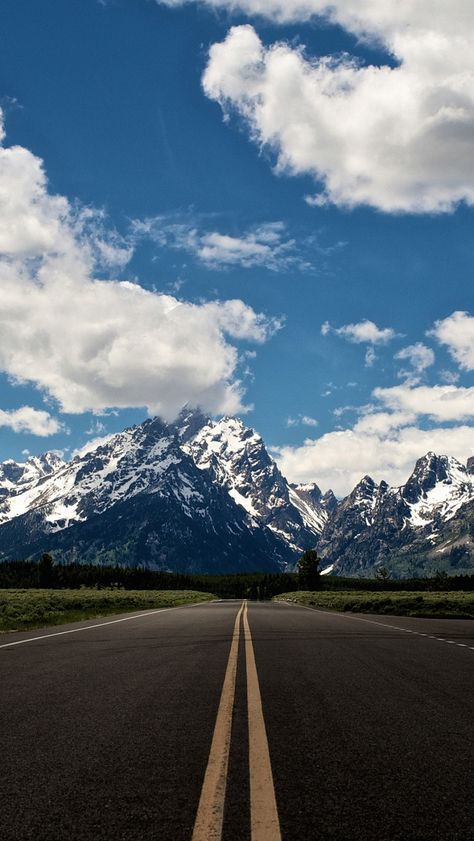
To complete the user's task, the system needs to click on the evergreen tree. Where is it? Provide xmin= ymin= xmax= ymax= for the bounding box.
xmin=297 ymin=549 xmax=321 ymax=591
xmin=38 ymin=553 xmax=54 ymax=588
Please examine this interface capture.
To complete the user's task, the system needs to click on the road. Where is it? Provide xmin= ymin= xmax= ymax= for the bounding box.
xmin=1 ymin=599 xmax=474 ymax=841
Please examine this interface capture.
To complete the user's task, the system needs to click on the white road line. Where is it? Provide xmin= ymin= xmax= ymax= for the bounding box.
xmin=0 ymin=600 xmax=212 ymax=650
xmin=281 ymin=601 xmax=474 ymax=651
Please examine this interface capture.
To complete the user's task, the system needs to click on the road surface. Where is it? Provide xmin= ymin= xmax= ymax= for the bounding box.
xmin=1 ymin=599 xmax=473 ymax=840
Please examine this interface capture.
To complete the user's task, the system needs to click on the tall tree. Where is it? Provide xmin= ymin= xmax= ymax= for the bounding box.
xmin=297 ymin=549 xmax=321 ymax=591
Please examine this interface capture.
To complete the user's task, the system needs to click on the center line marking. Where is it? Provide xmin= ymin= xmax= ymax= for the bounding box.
xmin=192 ymin=601 xmax=244 ymax=841
xmin=243 ymin=601 xmax=282 ymax=841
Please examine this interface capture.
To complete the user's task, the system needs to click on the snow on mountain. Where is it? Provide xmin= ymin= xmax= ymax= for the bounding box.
xmin=0 ymin=453 xmax=66 ymax=523
xmin=1 ymin=407 xmax=472 ymax=578
xmin=401 ymin=453 xmax=474 ymax=528
xmin=0 ymin=415 xmax=295 ymax=571
xmin=179 ymin=412 xmax=331 ymax=551
xmin=0 ymin=420 xmax=185 ymax=528
xmin=317 ymin=452 xmax=474 ymax=577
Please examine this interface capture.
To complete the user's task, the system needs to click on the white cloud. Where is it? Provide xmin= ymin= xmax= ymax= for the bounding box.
xmin=0 ymin=116 xmax=279 ymax=421
xmin=395 ymin=341 xmax=435 ymax=382
xmin=274 ymin=424 xmax=474 ymax=497
xmin=286 ymin=414 xmax=318 ymax=428
xmin=430 ymin=311 xmax=474 ymax=371
xmin=196 ymin=12 xmax=474 ymax=212
xmin=0 ymin=406 xmax=62 ymax=436
xmin=440 ymin=369 xmax=460 ymax=385
xmin=374 ymin=383 xmax=474 ymax=423
xmin=322 ymin=319 xmax=397 ymax=345
xmin=132 ymin=217 xmax=311 ymax=271
xmin=275 ymin=358 xmax=474 ymax=495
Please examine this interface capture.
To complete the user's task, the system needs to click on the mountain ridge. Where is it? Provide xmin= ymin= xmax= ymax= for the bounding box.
xmin=0 ymin=412 xmax=473 ymax=577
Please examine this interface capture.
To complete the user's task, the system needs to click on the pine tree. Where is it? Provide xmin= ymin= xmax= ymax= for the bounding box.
xmin=297 ymin=549 xmax=321 ymax=591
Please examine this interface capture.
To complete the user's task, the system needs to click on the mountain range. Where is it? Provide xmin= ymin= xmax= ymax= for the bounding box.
xmin=0 ymin=410 xmax=473 ymax=577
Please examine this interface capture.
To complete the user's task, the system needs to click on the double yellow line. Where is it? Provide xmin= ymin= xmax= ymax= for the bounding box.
xmin=192 ymin=601 xmax=281 ymax=841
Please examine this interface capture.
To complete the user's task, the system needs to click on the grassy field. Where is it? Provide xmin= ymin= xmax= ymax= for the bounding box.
xmin=0 ymin=589 xmax=216 ymax=632
xmin=274 ymin=590 xmax=474 ymax=618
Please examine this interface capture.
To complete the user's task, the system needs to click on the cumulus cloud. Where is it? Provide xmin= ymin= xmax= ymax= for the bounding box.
xmin=274 ymin=424 xmax=474 ymax=497
xmin=132 ymin=217 xmax=313 ymax=271
xmin=322 ymin=319 xmax=396 ymax=345
xmin=275 ymin=354 xmax=474 ymax=495
xmin=374 ymin=383 xmax=474 ymax=422
xmin=194 ymin=9 xmax=474 ymax=212
xmin=0 ymin=114 xmax=279 ymax=421
xmin=430 ymin=311 xmax=474 ymax=371
xmin=0 ymin=406 xmax=62 ymax=436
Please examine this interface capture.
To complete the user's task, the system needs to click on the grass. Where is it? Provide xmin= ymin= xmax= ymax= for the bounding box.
xmin=0 ymin=589 xmax=216 ymax=632
xmin=274 ymin=590 xmax=474 ymax=619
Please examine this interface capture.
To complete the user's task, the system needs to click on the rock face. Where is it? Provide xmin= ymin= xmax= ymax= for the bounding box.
xmin=317 ymin=453 xmax=474 ymax=577
xmin=0 ymin=412 xmax=328 ymax=573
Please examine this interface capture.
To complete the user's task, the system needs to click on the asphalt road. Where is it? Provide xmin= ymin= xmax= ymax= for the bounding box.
xmin=1 ymin=599 xmax=474 ymax=841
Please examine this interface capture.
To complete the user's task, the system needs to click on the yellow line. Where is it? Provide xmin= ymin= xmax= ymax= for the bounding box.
xmin=243 ymin=601 xmax=282 ymax=841
xmin=192 ymin=601 xmax=245 ymax=841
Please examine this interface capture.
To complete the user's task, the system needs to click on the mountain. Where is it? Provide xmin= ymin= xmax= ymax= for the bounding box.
xmin=0 ymin=412 xmax=328 ymax=573
xmin=317 ymin=453 xmax=474 ymax=577
xmin=178 ymin=412 xmax=334 ymax=551
xmin=1 ymin=409 xmax=473 ymax=577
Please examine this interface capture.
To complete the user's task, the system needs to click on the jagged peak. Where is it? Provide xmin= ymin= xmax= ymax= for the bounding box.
xmin=354 ymin=474 xmax=377 ymax=491
xmin=403 ymin=451 xmax=468 ymax=504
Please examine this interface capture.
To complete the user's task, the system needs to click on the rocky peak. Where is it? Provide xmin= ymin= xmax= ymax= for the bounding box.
xmin=402 ymin=453 xmax=461 ymax=504
xmin=171 ymin=407 xmax=208 ymax=443
xmin=182 ymin=413 xmax=330 ymax=551
xmin=350 ymin=475 xmax=378 ymax=504
xmin=466 ymin=456 xmax=474 ymax=475
xmin=290 ymin=482 xmax=322 ymax=504
xmin=321 ymin=489 xmax=338 ymax=512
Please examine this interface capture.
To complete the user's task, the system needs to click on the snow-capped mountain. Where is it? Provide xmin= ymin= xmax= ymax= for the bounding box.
xmin=0 ymin=412 xmax=327 ymax=572
xmin=178 ymin=411 xmax=334 ymax=552
xmin=0 ymin=453 xmax=65 ymax=521
xmin=1 ymin=408 xmax=473 ymax=577
xmin=317 ymin=453 xmax=474 ymax=577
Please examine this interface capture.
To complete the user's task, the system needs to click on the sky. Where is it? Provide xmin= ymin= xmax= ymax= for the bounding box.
xmin=0 ymin=0 xmax=474 ymax=495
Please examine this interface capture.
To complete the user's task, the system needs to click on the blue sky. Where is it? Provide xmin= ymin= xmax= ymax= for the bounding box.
xmin=0 ymin=0 xmax=473 ymax=494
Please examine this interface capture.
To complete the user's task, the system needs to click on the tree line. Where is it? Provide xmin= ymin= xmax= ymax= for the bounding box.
xmin=0 ymin=551 xmax=473 ymax=596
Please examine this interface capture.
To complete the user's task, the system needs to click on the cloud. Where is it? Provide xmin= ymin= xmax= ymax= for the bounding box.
xmin=439 ymin=369 xmax=460 ymax=385
xmin=395 ymin=342 xmax=435 ymax=382
xmin=430 ymin=311 xmax=474 ymax=371
xmin=196 ymin=14 xmax=474 ymax=212
xmin=286 ymin=414 xmax=318 ymax=428
xmin=322 ymin=319 xmax=397 ymax=345
xmin=132 ymin=217 xmax=313 ymax=271
xmin=364 ymin=347 xmax=376 ymax=368
xmin=275 ymin=348 xmax=474 ymax=494
xmin=85 ymin=419 xmax=107 ymax=436
xmin=0 ymin=114 xmax=279 ymax=421
xmin=374 ymin=383 xmax=474 ymax=422
xmin=274 ymin=424 xmax=474 ymax=497
xmin=0 ymin=406 xmax=62 ymax=436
